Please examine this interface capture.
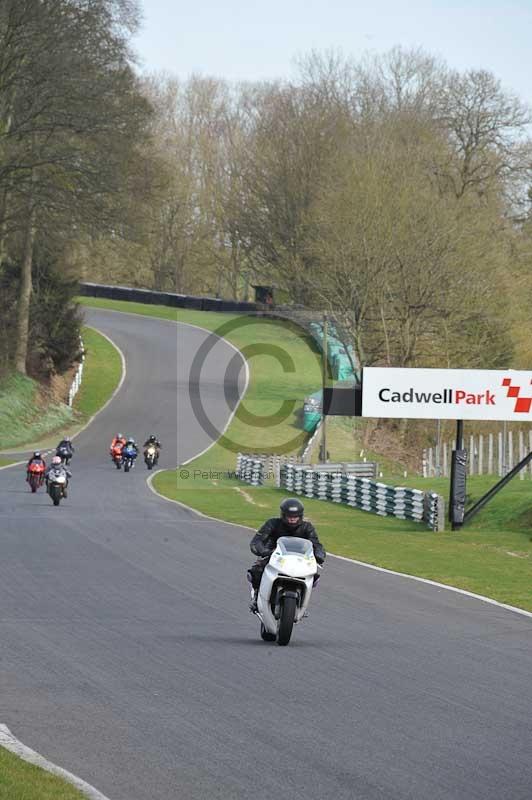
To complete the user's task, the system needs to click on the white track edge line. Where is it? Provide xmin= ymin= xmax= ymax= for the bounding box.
xmin=82 ymin=304 xmax=251 ymax=465
xmin=0 ymin=326 xmax=126 ymax=472
xmin=91 ymin=304 xmax=532 ymax=623
xmin=0 ymin=724 xmax=111 ymax=800
xmin=146 ymin=479 xmax=532 ymax=622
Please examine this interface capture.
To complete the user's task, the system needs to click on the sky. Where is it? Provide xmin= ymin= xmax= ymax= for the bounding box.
xmin=132 ymin=0 xmax=532 ymax=107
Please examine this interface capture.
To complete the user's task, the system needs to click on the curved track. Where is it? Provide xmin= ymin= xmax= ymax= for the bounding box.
xmin=0 ymin=308 xmax=531 ymax=800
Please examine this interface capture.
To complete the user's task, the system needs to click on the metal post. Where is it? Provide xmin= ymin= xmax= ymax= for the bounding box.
xmin=319 ymin=312 xmax=328 ymax=462
xmin=456 ymin=419 xmax=464 ymax=450
xmin=463 ymin=450 xmax=532 ymax=525
xmin=448 ymin=419 xmax=465 ymax=526
xmin=435 ymin=419 xmax=441 ymax=477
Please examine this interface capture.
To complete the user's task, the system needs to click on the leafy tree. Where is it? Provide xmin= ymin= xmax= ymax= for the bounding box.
xmin=0 ymin=0 xmax=151 ymax=374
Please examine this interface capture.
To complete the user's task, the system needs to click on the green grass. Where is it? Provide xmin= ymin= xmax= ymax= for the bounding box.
xmin=154 ymin=470 xmax=532 ymax=611
xmin=309 ymin=415 xmax=409 ymax=476
xmin=0 ymin=373 xmax=73 ymax=450
xmin=80 ymin=296 xmax=532 ymax=612
xmin=0 ymin=746 xmax=87 ymax=799
xmin=0 ymin=326 xmax=122 ymax=452
xmin=74 ymin=326 xmax=122 ymax=418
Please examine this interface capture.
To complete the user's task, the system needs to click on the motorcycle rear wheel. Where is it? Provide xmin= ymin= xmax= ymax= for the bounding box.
xmin=277 ymin=595 xmax=297 ymax=646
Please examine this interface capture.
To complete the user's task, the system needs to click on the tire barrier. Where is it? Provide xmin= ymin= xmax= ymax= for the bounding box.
xmin=236 ymin=454 xmax=265 ymax=486
xmin=79 ymin=282 xmax=261 ymax=314
xmin=279 ymin=463 xmax=445 ymax=531
xmin=236 ymin=453 xmax=302 ymax=486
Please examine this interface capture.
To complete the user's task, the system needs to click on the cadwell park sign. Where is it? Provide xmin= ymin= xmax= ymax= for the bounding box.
xmin=362 ymin=368 xmax=532 ymax=422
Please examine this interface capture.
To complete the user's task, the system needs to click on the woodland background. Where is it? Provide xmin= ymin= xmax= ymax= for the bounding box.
xmin=1 ymin=0 xmax=531 ymax=396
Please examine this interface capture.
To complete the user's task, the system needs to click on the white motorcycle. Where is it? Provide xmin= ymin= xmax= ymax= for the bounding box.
xmin=47 ymin=469 xmax=67 ymax=506
xmin=251 ymin=536 xmax=320 ymax=646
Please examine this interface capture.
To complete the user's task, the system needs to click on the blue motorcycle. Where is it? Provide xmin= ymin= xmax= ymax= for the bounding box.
xmin=121 ymin=444 xmax=138 ymax=473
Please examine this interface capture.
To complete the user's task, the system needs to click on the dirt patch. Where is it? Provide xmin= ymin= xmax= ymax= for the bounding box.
xmin=234 ymin=487 xmax=268 ymax=507
xmin=33 ymin=365 xmax=79 ymax=409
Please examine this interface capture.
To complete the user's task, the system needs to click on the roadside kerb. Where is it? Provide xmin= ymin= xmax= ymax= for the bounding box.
xmin=0 ymin=725 xmax=111 ymax=800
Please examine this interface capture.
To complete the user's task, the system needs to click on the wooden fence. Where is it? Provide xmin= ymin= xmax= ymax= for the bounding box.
xmin=423 ymin=430 xmax=532 ymax=478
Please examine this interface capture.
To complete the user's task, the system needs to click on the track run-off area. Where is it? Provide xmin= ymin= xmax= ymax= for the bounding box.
xmin=1 ymin=307 xmax=531 ymax=800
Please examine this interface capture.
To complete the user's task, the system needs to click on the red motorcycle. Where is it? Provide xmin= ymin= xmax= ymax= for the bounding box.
xmin=111 ymin=443 xmax=123 ymax=469
xmin=27 ymin=462 xmax=45 ymax=493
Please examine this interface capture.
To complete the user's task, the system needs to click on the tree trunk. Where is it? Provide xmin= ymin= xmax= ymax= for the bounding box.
xmin=14 ymin=200 xmax=36 ymax=374
xmin=0 ymin=189 xmax=10 ymax=263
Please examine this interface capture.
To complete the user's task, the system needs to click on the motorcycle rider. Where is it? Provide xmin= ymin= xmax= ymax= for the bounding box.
xmin=56 ymin=436 xmax=74 ymax=464
xmin=26 ymin=451 xmax=46 ymax=483
xmin=45 ymin=455 xmax=72 ymax=497
xmin=109 ymin=432 xmax=127 ymax=458
xmin=143 ymin=434 xmax=161 ymax=462
xmin=122 ymin=437 xmax=138 ymax=465
xmin=248 ymin=498 xmax=326 ymax=612
xmin=143 ymin=434 xmax=161 ymax=449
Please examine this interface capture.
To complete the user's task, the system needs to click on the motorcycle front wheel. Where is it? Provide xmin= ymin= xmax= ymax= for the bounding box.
xmin=50 ymin=486 xmax=61 ymax=506
xmin=277 ymin=595 xmax=297 ymax=646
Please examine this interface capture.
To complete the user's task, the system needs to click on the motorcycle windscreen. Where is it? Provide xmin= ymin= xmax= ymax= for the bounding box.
xmin=276 ymin=537 xmax=314 ymax=556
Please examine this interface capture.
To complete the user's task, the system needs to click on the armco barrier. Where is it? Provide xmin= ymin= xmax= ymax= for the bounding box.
xmin=79 ymin=282 xmax=261 ymax=313
xmin=279 ymin=463 xmax=445 ymax=531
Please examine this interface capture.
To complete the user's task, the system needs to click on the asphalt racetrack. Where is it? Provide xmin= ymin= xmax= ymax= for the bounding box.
xmin=1 ymin=308 xmax=531 ymax=800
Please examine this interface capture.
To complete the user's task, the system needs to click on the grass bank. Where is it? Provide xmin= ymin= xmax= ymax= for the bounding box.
xmin=0 ymin=746 xmax=89 ymax=799
xmin=0 ymin=373 xmax=73 ymax=450
xmin=0 ymin=325 xmax=122 ymax=453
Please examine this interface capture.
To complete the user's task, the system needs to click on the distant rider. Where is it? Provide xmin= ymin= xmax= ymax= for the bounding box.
xmin=143 ymin=434 xmax=161 ymax=450
xmin=122 ymin=437 xmax=138 ymax=464
xmin=143 ymin=434 xmax=161 ymax=462
xmin=56 ymin=436 xmax=74 ymax=464
xmin=248 ymin=498 xmax=326 ymax=611
xmin=46 ymin=455 xmax=72 ymax=497
xmin=26 ymin=451 xmax=46 ymax=483
xmin=110 ymin=432 xmax=127 ymax=457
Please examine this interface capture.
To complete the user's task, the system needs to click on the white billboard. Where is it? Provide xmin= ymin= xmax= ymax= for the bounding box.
xmin=362 ymin=368 xmax=532 ymax=421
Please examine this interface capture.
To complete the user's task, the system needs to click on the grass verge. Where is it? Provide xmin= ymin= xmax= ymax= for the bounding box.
xmin=154 ymin=471 xmax=532 ymax=612
xmin=80 ymin=296 xmax=532 ymax=612
xmin=0 ymin=325 xmax=122 ymax=453
xmin=74 ymin=326 xmax=122 ymax=419
xmin=0 ymin=746 xmax=88 ymax=799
